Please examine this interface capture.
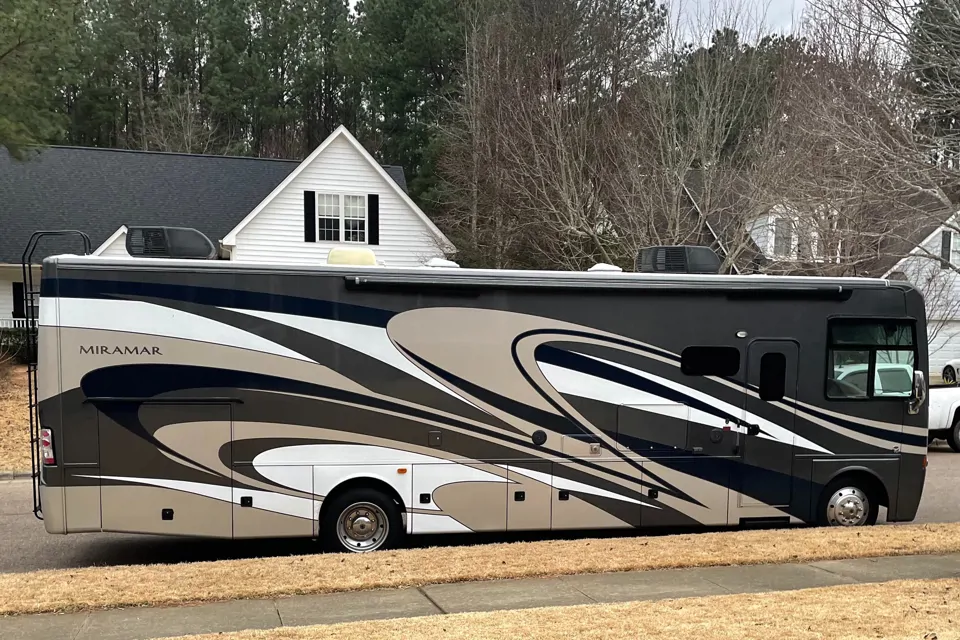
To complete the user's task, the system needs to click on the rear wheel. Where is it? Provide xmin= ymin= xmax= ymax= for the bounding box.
xmin=944 ymin=366 xmax=957 ymax=385
xmin=321 ymin=488 xmax=403 ymax=553
xmin=817 ymin=478 xmax=879 ymax=527
xmin=947 ymin=418 xmax=960 ymax=453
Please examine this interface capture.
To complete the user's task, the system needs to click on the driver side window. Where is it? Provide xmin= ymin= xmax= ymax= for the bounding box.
xmin=826 ymin=319 xmax=915 ymax=399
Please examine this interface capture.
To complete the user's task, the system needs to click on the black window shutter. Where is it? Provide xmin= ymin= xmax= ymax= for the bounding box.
xmin=12 ymin=282 xmax=24 ymax=319
xmin=942 ymin=229 xmax=952 ymax=268
xmin=368 ymin=194 xmax=380 ymax=245
xmin=304 ymin=190 xmax=316 ymax=243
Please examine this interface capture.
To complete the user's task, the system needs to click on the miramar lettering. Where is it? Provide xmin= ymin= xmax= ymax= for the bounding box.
xmin=80 ymin=346 xmax=162 ymax=356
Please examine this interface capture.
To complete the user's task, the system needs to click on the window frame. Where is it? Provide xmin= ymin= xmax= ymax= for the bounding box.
xmin=315 ymin=192 xmax=368 ymax=244
xmin=773 ymin=217 xmax=794 ymax=258
xmin=824 ymin=317 xmax=917 ymax=401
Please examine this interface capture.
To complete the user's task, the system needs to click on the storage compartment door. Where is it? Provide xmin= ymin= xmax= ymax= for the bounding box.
xmin=99 ymin=403 xmax=233 ymax=537
xmin=411 ymin=463 xmax=507 ymax=534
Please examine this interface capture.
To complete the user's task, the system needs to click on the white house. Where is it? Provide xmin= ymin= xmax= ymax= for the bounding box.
xmin=0 ymin=126 xmax=455 ymax=328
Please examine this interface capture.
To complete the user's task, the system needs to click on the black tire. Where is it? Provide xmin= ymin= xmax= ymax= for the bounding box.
xmin=816 ymin=477 xmax=880 ymax=527
xmin=320 ymin=487 xmax=403 ymax=553
xmin=944 ymin=366 xmax=957 ymax=385
xmin=947 ymin=418 xmax=960 ymax=453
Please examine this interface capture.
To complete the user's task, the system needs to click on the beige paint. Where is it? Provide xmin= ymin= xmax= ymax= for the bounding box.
xmin=101 ymin=485 xmax=232 ymax=537
xmin=233 ymin=504 xmax=315 ymax=539
xmin=433 ymin=475 xmax=508 ymax=531
xmin=55 ymin=327 xmax=371 ymax=397
xmin=37 ymin=326 xmax=61 ymax=402
xmin=642 ymin=460 xmax=730 ymax=526
xmin=551 ymin=461 xmax=640 ymax=530
xmin=64 ymin=485 xmax=102 ymax=532
xmin=39 ymin=484 xmax=66 ymax=534
xmin=551 ymin=494 xmax=634 ymax=530
xmin=507 ymin=466 xmax=553 ymax=531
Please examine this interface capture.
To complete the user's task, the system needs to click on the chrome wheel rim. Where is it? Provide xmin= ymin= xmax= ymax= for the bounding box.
xmin=826 ymin=487 xmax=869 ymax=527
xmin=337 ymin=502 xmax=389 ymax=552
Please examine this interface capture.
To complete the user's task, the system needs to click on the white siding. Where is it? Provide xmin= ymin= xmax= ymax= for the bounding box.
xmin=98 ymin=232 xmax=131 ymax=257
xmin=0 ymin=275 xmax=15 ymax=319
xmin=930 ymin=320 xmax=960 ymax=378
xmin=895 ymin=226 xmax=960 ymax=376
xmin=231 ymin=135 xmax=443 ymax=267
xmin=747 ymin=213 xmax=774 ymax=256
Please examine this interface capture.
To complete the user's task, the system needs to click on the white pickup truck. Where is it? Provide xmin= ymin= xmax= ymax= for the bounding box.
xmin=929 ymin=383 xmax=960 ymax=451
xmin=834 ymin=361 xmax=959 ymax=451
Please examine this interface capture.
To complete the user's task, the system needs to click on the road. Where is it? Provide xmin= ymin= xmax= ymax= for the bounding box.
xmin=2 ymin=445 xmax=958 ymax=574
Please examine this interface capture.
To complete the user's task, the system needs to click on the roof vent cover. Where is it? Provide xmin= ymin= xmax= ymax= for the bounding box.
xmin=636 ymin=245 xmax=721 ymax=274
xmin=125 ymin=226 xmax=217 ymax=259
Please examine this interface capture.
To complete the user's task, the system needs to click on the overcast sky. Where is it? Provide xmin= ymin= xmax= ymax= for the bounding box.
xmin=676 ymin=0 xmax=810 ymax=37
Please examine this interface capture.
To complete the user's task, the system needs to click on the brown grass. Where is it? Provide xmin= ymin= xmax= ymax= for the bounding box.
xmin=2 ymin=522 xmax=960 ymax=617
xmin=0 ymin=363 xmax=30 ymax=472
xmin=166 ymin=578 xmax=960 ymax=640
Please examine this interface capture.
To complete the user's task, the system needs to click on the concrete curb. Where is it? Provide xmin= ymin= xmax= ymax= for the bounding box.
xmin=0 ymin=470 xmax=32 ymax=480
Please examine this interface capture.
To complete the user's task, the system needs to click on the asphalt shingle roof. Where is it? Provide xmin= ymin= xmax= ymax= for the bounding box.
xmin=0 ymin=145 xmax=408 ymax=264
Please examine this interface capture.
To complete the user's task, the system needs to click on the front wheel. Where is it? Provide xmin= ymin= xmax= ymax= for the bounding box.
xmin=321 ymin=488 xmax=403 ymax=553
xmin=947 ymin=418 xmax=960 ymax=453
xmin=817 ymin=479 xmax=879 ymax=527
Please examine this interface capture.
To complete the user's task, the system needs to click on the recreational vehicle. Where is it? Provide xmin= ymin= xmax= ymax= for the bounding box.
xmin=23 ymin=229 xmax=930 ymax=552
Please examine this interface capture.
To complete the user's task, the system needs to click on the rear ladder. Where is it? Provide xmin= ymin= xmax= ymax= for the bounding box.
xmin=20 ymin=231 xmax=92 ymax=520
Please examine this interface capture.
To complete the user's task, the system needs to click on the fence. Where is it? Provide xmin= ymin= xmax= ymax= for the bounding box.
xmin=0 ymin=319 xmax=37 ymax=330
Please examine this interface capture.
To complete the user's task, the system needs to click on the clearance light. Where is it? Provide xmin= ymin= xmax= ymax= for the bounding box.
xmin=397 ymin=468 xmax=408 ymax=475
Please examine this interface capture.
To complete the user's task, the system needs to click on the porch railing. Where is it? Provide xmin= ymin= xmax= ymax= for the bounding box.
xmin=0 ymin=318 xmax=38 ymax=330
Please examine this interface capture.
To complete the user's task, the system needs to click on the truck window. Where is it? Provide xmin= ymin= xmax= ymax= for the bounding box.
xmin=826 ymin=319 xmax=915 ymax=399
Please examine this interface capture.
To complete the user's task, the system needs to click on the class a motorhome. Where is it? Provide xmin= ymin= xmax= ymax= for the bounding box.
xmin=22 ymin=227 xmax=930 ymax=552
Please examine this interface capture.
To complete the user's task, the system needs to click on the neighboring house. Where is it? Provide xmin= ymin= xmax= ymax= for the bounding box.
xmin=0 ymin=126 xmax=454 ymax=328
xmin=730 ymin=195 xmax=960 ymax=377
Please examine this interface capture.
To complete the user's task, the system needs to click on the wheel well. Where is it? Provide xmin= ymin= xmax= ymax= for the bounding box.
xmin=826 ymin=470 xmax=889 ymax=508
xmin=317 ymin=477 xmax=407 ymax=525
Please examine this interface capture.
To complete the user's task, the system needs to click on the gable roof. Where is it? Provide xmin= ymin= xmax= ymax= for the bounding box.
xmin=221 ymin=126 xmax=453 ymax=252
xmin=0 ymin=144 xmax=415 ymax=265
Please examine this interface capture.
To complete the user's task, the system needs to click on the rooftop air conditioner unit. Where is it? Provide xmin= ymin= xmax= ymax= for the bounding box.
xmin=125 ymin=226 xmax=218 ymax=259
xmin=636 ymin=245 xmax=721 ymax=274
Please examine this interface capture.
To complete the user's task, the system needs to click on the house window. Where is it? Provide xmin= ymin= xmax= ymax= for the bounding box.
xmin=773 ymin=218 xmax=794 ymax=258
xmin=317 ymin=194 xmax=341 ymax=242
xmin=343 ymin=195 xmax=366 ymax=243
xmin=316 ymin=193 xmax=367 ymax=244
xmin=940 ymin=229 xmax=960 ymax=268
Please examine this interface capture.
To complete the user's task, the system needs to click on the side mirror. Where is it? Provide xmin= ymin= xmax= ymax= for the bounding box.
xmin=907 ymin=370 xmax=926 ymax=415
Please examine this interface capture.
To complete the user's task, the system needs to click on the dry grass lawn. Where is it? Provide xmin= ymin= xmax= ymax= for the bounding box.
xmin=2 ymin=522 xmax=960 ymax=617
xmin=0 ymin=363 xmax=30 ymax=472
xmin=165 ymin=578 xmax=960 ymax=640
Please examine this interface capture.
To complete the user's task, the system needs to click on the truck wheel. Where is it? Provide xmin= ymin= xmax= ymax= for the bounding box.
xmin=944 ymin=366 xmax=958 ymax=385
xmin=817 ymin=478 xmax=879 ymax=527
xmin=948 ymin=419 xmax=960 ymax=453
xmin=321 ymin=488 xmax=403 ymax=553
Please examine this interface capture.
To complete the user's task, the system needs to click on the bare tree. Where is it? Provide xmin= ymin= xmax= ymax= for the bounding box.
xmin=142 ymin=87 xmax=236 ymax=155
